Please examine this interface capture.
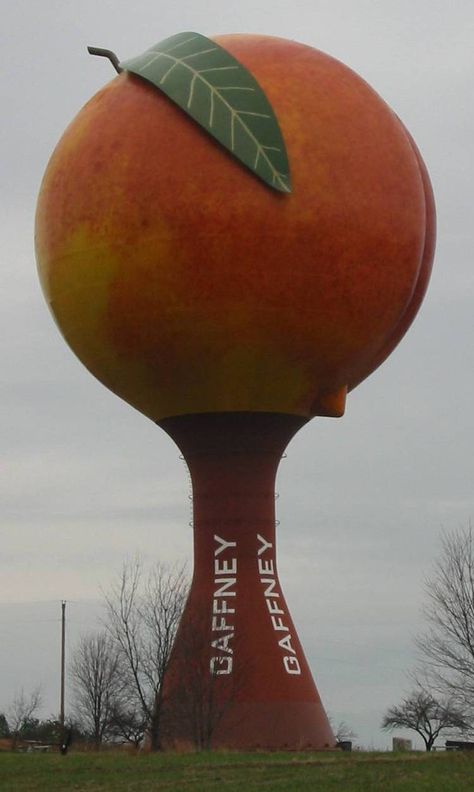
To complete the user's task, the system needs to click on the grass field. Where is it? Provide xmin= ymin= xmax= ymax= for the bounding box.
xmin=0 ymin=749 xmax=473 ymax=791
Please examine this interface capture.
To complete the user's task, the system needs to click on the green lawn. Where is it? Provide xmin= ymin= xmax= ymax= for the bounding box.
xmin=0 ymin=749 xmax=473 ymax=791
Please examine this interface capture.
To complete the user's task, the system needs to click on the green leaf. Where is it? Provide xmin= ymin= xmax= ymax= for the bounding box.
xmin=120 ymin=32 xmax=291 ymax=193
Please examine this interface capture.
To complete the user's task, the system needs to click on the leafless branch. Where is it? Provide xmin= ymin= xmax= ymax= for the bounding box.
xmin=382 ymin=686 xmax=469 ymax=751
xmin=104 ymin=558 xmax=188 ymax=750
xmin=415 ymin=523 xmax=474 ymax=717
xmin=69 ymin=631 xmax=122 ymax=748
xmin=7 ymin=686 xmax=42 ymax=745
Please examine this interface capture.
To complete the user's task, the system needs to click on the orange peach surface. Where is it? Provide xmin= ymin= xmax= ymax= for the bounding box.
xmin=35 ymin=35 xmax=435 ymax=422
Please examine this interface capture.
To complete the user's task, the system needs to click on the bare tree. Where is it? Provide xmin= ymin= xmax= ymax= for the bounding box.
xmin=7 ymin=687 xmax=42 ymax=748
xmin=382 ymin=688 xmax=469 ymax=751
xmin=70 ymin=631 xmax=122 ymax=748
xmin=162 ymin=611 xmax=249 ymax=750
xmin=416 ymin=524 xmax=474 ymax=716
xmin=104 ymin=559 xmax=188 ymax=751
xmin=331 ymin=719 xmax=357 ymax=744
xmin=108 ymin=698 xmax=147 ymax=748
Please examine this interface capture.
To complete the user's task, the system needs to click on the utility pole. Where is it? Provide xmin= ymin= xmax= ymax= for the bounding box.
xmin=60 ymin=600 xmax=66 ymax=741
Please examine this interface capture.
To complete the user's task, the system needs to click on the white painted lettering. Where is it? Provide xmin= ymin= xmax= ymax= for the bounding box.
xmin=271 ymin=615 xmax=289 ymax=632
xmin=257 ymin=533 xmax=302 ymax=676
xmin=266 ymin=598 xmax=284 ymax=615
xmin=210 ymin=656 xmax=233 ymax=675
xmin=257 ymin=533 xmax=273 ymax=556
xmin=278 ymin=634 xmax=296 ymax=654
xmin=284 ymin=656 xmax=301 ymax=675
xmin=261 ymin=578 xmax=279 ymax=598
xmin=211 ymin=615 xmax=234 ymax=632
xmin=258 ymin=557 xmax=274 ymax=575
xmin=214 ymin=535 xmax=237 ymax=556
xmin=214 ymin=578 xmax=236 ymax=597
xmin=215 ymin=557 xmax=237 ymax=575
xmin=213 ymin=598 xmax=235 ymax=615
xmin=211 ymin=535 xmax=237 ymax=675
xmin=211 ymin=633 xmax=234 ymax=654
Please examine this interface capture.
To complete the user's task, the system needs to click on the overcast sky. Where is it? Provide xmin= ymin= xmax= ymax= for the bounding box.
xmin=1 ymin=0 xmax=473 ymax=750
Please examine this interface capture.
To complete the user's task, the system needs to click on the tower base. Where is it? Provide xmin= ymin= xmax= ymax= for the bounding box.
xmin=158 ymin=412 xmax=335 ymax=751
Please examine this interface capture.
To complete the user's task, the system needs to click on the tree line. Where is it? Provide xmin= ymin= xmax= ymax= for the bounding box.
xmin=2 ymin=524 xmax=474 ymax=752
xmin=1 ymin=559 xmax=242 ymax=751
xmin=66 ymin=558 xmax=220 ymax=750
xmin=75 ymin=559 xmax=189 ymax=750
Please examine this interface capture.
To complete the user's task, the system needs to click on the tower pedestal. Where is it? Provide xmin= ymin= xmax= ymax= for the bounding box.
xmin=159 ymin=412 xmax=335 ymax=750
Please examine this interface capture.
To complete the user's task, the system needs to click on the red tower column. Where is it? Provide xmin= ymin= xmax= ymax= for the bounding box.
xmin=159 ymin=412 xmax=335 ymax=750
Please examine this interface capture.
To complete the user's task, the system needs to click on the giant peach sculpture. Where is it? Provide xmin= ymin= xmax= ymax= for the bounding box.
xmin=36 ymin=32 xmax=435 ymax=749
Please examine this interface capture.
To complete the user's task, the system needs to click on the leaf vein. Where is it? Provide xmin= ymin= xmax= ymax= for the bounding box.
xmin=231 ymin=113 xmax=236 ymax=152
xmin=160 ymin=61 xmax=179 ymax=85
xmin=187 ymin=73 xmax=198 ymax=109
xmin=129 ymin=37 xmax=290 ymax=191
xmin=237 ymin=111 xmax=271 ymax=119
xmin=209 ymin=90 xmax=215 ymax=128
xmin=198 ymin=66 xmax=239 ymax=74
xmin=182 ymin=48 xmax=218 ymax=61
xmin=161 ymin=36 xmax=199 ymax=54
xmin=219 ymin=86 xmax=256 ymax=92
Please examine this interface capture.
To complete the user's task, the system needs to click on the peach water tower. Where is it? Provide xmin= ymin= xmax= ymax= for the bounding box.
xmin=35 ymin=32 xmax=435 ymax=749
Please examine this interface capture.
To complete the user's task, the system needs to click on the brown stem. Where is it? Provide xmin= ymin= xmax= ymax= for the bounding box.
xmin=87 ymin=47 xmax=123 ymax=74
